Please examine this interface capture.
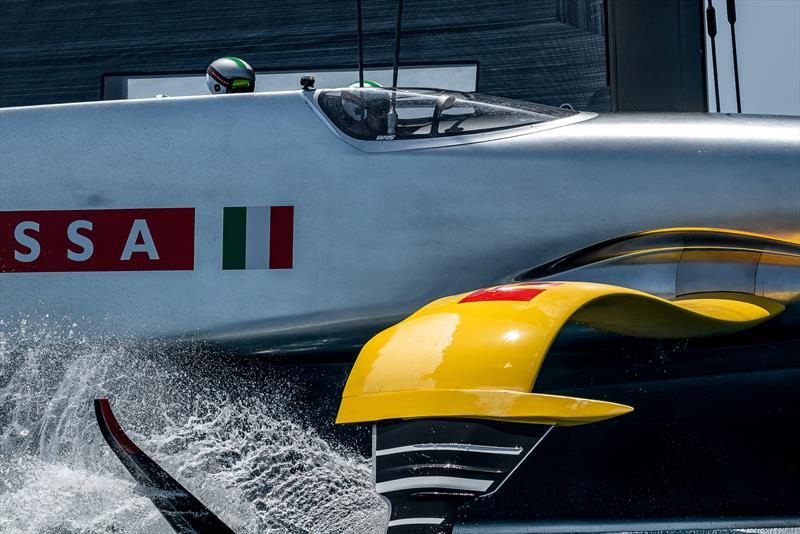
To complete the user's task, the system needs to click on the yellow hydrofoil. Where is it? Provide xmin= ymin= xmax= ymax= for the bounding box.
xmin=337 ymin=281 xmax=783 ymax=426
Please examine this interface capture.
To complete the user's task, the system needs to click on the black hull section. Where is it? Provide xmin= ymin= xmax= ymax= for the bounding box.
xmin=459 ymin=328 xmax=800 ymax=523
xmin=278 ymin=326 xmax=800 ymax=523
xmin=375 ymin=419 xmax=553 ymax=534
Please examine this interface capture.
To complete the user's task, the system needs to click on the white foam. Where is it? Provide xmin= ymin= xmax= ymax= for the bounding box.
xmin=0 ymin=316 xmax=386 ymax=533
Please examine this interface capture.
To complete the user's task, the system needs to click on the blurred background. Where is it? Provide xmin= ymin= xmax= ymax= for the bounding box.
xmin=1 ymin=0 xmax=797 ymax=114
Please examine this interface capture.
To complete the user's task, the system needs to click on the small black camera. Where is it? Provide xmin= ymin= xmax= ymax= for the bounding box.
xmin=300 ymin=75 xmax=315 ymax=90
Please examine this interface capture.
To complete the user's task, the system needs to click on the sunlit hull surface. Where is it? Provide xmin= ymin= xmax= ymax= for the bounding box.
xmin=3 ymin=90 xmax=799 ymax=527
xmin=1 ymin=92 xmax=797 ymax=348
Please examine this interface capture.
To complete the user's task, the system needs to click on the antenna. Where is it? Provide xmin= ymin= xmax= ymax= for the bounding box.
xmin=706 ymin=0 xmax=721 ymax=112
xmin=391 ymin=0 xmax=404 ymax=88
xmin=727 ymin=0 xmax=742 ymax=112
xmin=356 ymin=0 xmax=364 ymax=87
xmin=387 ymin=0 xmax=404 ymax=136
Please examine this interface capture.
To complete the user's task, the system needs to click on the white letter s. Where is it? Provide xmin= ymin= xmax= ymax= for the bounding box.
xmin=67 ymin=220 xmax=94 ymax=262
xmin=14 ymin=221 xmax=40 ymax=263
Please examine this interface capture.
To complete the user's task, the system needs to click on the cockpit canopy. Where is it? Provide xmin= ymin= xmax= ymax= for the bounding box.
xmin=318 ymin=87 xmax=578 ymax=141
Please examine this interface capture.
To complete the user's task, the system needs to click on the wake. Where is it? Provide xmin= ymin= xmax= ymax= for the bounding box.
xmin=0 ymin=316 xmax=385 ymax=533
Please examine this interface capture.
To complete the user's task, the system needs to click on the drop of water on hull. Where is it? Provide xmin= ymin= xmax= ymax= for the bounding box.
xmin=0 ymin=316 xmax=386 ymax=533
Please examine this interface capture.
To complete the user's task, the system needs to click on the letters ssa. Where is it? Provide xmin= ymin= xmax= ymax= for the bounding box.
xmin=0 ymin=208 xmax=195 ymax=272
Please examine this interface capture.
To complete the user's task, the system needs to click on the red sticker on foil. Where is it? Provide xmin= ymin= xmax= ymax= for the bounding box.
xmin=460 ymin=286 xmax=545 ymax=303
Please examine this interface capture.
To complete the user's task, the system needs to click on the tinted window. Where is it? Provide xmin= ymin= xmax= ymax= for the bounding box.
xmin=318 ymin=88 xmax=577 ymax=141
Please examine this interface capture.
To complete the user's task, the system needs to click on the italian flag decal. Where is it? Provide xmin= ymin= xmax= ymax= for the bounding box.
xmin=222 ymin=206 xmax=294 ymax=270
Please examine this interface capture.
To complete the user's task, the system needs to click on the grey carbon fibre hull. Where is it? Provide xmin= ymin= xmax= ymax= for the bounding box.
xmin=1 ymin=92 xmax=798 ymax=348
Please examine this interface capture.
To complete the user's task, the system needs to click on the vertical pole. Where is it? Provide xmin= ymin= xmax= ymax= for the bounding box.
xmin=727 ymin=0 xmax=742 ymax=113
xmin=392 ymin=0 xmax=404 ymax=88
xmin=387 ymin=0 xmax=404 ymax=136
xmin=706 ymin=0 xmax=721 ymax=112
xmin=357 ymin=0 xmax=364 ymax=87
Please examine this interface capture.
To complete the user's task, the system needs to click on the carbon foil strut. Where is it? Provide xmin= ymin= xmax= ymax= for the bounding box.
xmin=94 ymin=397 xmax=236 ymax=534
xmin=373 ymin=419 xmax=554 ymax=533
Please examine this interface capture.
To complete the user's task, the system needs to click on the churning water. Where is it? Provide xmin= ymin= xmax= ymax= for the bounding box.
xmin=3 ymin=317 xmax=798 ymax=534
xmin=0 ymin=316 xmax=386 ymax=534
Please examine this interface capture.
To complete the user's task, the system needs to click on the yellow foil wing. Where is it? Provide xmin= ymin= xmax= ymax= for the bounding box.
xmin=337 ymin=282 xmax=783 ymax=426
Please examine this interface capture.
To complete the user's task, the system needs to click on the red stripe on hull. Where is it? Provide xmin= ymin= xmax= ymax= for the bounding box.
xmin=269 ymin=206 xmax=294 ymax=269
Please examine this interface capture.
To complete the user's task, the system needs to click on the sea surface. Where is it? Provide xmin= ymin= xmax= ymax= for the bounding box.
xmin=0 ymin=315 xmax=386 ymax=533
xmin=1 ymin=316 xmax=797 ymax=534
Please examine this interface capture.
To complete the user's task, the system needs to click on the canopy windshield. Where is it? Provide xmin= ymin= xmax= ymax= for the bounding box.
xmin=318 ymin=88 xmax=578 ymax=141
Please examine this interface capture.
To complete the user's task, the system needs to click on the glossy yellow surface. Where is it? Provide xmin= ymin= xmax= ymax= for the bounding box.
xmin=338 ymin=390 xmax=633 ymax=426
xmin=636 ymin=227 xmax=800 ymax=245
xmin=337 ymin=281 xmax=783 ymax=426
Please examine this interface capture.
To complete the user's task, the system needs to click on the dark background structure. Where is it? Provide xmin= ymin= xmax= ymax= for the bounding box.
xmin=0 ymin=0 xmax=706 ymax=112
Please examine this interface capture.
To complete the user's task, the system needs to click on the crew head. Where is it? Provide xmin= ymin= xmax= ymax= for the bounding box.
xmin=206 ymin=57 xmax=256 ymax=94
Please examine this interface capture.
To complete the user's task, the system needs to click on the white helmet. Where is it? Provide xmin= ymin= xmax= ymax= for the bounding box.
xmin=206 ymin=57 xmax=256 ymax=94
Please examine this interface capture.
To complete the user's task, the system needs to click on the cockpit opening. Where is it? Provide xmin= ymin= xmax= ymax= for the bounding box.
xmin=318 ymin=87 xmax=578 ymax=141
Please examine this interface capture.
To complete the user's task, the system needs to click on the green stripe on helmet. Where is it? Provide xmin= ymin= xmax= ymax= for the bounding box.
xmin=225 ymin=56 xmax=247 ymax=69
xmin=348 ymin=80 xmax=383 ymax=88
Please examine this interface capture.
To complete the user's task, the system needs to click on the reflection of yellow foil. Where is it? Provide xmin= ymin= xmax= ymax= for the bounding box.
xmin=520 ymin=227 xmax=800 ymax=272
xmin=635 ymin=227 xmax=800 ymax=244
xmin=337 ymin=281 xmax=783 ymax=426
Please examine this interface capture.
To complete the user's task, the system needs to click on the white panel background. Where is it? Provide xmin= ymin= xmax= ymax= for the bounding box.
xmin=125 ymin=65 xmax=478 ymax=99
